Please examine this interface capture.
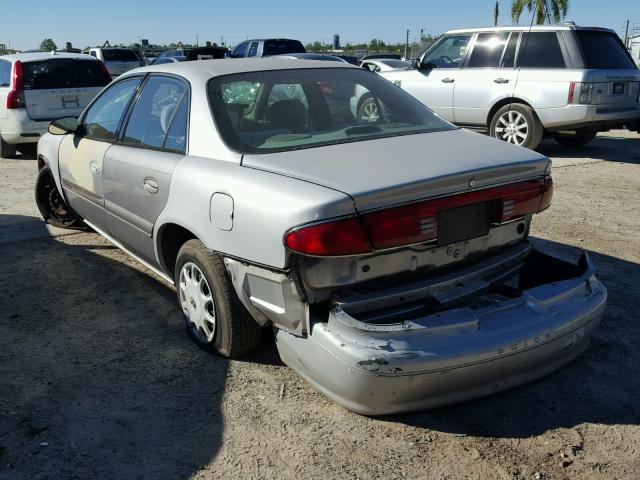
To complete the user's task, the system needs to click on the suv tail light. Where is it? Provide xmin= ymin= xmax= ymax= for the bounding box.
xmin=285 ymin=177 xmax=553 ymax=256
xmin=97 ymin=61 xmax=112 ymax=83
xmin=568 ymin=82 xmax=594 ymax=105
xmin=7 ymin=60 xmax=25 ymax=109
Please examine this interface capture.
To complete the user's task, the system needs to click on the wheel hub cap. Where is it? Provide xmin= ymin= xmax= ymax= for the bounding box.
xmin=495 ymin=111 xmax=529 ymax=146
xmin=178 ymin=262 xmax=216 ymax=343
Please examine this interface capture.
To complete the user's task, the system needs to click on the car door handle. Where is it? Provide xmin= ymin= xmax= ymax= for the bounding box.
xmin=143 ymin=177 xmax=159 ymax=194
xmin=494 ymin=78 xmax=510 ymax=84
xmin=441 ymin=78 xmax=455 ymax=83
xmin=89 ymin=160 xmax=99 ymax=174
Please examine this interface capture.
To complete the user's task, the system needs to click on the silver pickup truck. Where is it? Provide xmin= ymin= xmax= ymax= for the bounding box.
xmin=379 ymin=25 xmax=640 ymax=149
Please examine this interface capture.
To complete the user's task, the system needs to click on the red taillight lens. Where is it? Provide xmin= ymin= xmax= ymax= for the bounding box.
xmin=7 ymin=60 xmax=25 ymax=109
xmin=285 ymin=217 xmax=372 ymax=256
xmin=568 ymin=82 xmax=576 ymax=104
xmin=98 ymin=61 xmax=112 ymax=84
xmin=363 ymin=202 xmax=437 ymax=250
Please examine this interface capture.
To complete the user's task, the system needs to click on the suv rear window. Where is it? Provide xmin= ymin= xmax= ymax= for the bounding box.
xmin=518 ymin=32 xmax=566 ymax=68
xmin=575 ymin=31 xmax=637 ymax=69
xmin=102 ymin=49 xmax=139 ymax=62
xmin=262 ymin=40 xmax=306 ymax=56
xmin=22 ymin=59 xmax=111 ymax=90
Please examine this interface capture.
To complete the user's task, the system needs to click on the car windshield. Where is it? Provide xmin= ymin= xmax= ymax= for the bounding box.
xmin=575 ymin=31 xmax=637 ymax=69
xmin=22 ymin=59 xmax=111 ymax=90
xmin=208 ymin=68 xmax=455 ymax=154
xmin=102 ymin=49 xmax=139 ymax=61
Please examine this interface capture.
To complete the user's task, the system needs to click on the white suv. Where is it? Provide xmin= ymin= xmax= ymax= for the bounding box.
xmin=85 ymin=48 xmax=142 ymax=77
xmin=380 ymin=25 xmax=640 ymax=149
xmin=0 ymin=52 xmax=111 ymax=157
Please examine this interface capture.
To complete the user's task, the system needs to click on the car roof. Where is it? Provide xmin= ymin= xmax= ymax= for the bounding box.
xmin=238 ymin=38 xmax=301 ymax=43
xmin=446 ymin=25 xmax=615 ymax=34
xmin=121 ymin=57 xmax=355 ymax=82
xmin=0 ymin=51 xmax=99 ymax=62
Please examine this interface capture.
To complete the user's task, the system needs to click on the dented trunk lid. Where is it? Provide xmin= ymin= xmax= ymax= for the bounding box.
xmin=242 ymin=128 xmax=550 ymax=211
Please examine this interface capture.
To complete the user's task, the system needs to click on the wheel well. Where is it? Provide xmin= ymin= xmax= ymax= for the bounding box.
xmin=157 ymin=224 xmax=197 ymax=279
xmin=37 ymin=155 xmax=46 ymax=171
xmin=487 ymin=98 xmax=534 ymax=127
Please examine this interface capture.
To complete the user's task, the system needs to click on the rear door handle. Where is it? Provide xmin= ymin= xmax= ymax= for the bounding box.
xmin=494 ymin=78 xmax=509 ymax=84
xmin=143 ymin=177 xmax=159 ymax=194
xmin=441 ymin=78 xmax=455 ymax=84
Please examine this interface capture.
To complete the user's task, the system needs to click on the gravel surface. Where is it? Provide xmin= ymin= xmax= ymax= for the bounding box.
xmin=1 ymin=131 xmax=639 ymax=480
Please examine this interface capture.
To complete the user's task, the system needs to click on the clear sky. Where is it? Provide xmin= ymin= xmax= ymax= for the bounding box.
xmin=4 ymin=0 xmax=640 ymax=50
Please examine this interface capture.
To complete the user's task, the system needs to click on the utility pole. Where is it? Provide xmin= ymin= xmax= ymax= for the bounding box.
xmin=624 ymin=19 xmax=630 ymax=48
xmin=404 ymin=29 xmax=409 ymax=60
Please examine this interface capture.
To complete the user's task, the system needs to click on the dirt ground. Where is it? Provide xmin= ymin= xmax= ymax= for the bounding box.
xmin=1 ymin=131 xmax=639 ymax=480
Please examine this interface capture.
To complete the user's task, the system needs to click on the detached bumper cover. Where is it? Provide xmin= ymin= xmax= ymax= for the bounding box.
xmin=276 ymin=249 xmax=607 ymax=415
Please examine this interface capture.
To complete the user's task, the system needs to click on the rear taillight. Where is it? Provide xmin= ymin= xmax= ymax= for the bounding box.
xmin=568 ymin=82 xmax=593 ymax=105
xmin=98 ymin=61 xmax=112 ymax=83
xmin=285 ymin=177 xmax=553 ymax=256
xmin=7 ymin=60 xmax=25 ymax=109
xmin=285 ymin=217 xmax=372 ymax=256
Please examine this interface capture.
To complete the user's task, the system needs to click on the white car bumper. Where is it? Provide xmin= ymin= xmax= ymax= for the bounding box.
xmin=0 ymin=109 xmax=49 ymax=144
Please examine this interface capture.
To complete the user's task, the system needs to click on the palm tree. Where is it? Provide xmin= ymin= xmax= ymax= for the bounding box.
xmin=511 ymin=0 xmax=570 ymax=25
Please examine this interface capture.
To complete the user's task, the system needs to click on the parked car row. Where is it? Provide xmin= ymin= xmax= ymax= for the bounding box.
xmin=33 ymin=56 xmax=609 ymax=415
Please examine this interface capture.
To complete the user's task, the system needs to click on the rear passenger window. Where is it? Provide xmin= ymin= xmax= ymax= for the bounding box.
xmin=248 ymin=42 xmax=259 ymax=57
xmin=0 ymin=60 xmax=11 ymax=87
xmin=122 ymin=76 xmax=187 ymax=149
xmin=518 ymin=32 xmax=566 ymax=68
xmin=468 ymin=32 xmax=509 ymax=68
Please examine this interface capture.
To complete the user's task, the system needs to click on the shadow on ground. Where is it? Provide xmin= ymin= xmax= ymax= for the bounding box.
xmin=538 ymin=134 xmax=640 ymax=164
xmin=0 ymin=217 xmax=236 ymax=479
xmin=385 ymin=238 xmax=640 ymax=437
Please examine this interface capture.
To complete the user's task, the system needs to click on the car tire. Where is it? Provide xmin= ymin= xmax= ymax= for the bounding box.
xmin=34 ymin=166 xmax=83 ymax=229
xmin=0 ymin=137 xmax=17 ymax=158
xmin=553 ymin=131 xmax=597 ymax=148
xmin=356 ymin=94 xmax=381 ymax=123
xmin=489 ymin=104 xmax=544 ymax=150
xmin=175 ymin=240 xmax=261 ymax=358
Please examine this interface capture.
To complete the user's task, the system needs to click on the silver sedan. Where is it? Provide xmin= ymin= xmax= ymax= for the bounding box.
xmin=35 ymin=58 xmax=607 ymax=415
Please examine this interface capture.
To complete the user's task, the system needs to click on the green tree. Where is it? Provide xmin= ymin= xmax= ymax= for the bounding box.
xmin=40 ymin=38 xmax=57 ymax=51
xmin=511 ymin=0 xmax=569 ymax=24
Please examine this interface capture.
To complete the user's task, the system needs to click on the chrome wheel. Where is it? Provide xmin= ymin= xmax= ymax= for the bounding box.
xmin=359 ymin=98 xmax=380 ymax=122
xmin=494 ymin=110 xmax=529 ymax=146
xmin=178 ymin=262 xmax=216 ymax=343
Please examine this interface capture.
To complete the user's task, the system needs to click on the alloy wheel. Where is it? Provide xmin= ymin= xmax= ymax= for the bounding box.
xmin=494 ymin=110 xmax=529 ymax=146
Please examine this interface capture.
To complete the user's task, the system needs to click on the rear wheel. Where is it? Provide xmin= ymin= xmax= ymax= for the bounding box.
xmin=0 ymin=137 xmax=17 ymax=158
xmin=553 ymin=131 xmax=597 ymax=148
xmin=175 ymin=240 xmax=261 ymax=358
xmin=34 ymin=166 xmax=83 ymax=229
xmin=489 ymin=103 xmax=543 ymax=150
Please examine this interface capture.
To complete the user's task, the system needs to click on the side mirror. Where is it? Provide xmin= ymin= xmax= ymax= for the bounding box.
xmin=413 ymin=58 xmax=422 ymax=69
xmin=48 ymin=117 xmax=79 ymax=135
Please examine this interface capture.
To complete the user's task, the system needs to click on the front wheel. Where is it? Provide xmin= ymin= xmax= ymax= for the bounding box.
xmin=34 ymin=166 xmax=83 ymax=229
xmin=553 ymin=131 xmax=597 ymax=148
xmin=489 ymin=104 xmax=543 ymax=150
xmin=175 ymin=240 xmax=261 ymax=358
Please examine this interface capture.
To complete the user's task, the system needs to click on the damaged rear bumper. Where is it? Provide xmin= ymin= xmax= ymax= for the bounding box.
xmin=275 ymin=247 xmax=607 ymax=415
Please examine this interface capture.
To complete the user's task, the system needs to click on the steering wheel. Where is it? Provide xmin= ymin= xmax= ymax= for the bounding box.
xmin=437 ymin=55 xmax=453 ymax=65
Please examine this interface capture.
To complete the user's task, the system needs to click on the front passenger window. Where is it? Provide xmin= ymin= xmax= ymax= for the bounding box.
xmin=83 ymin=77 xmax=141 ymax=141
xmin=122 ymin=76 xmax=188 ymax=149
xmin=422 ymin=34 xmax=472 ymax=68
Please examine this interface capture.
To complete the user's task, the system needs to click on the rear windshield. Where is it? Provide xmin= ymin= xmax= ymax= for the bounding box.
xmin=208 ymin=68 xmax=454 ymax=154
xmin=263 ymin=40 xmax=306 ymax=56
xmin=22 ymin=59 xmax=111 ymax=90
xmin=102 ymin=49 xmax=139 ymax=62
xmin=575 ymin=31 xmax=637 ymax=69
